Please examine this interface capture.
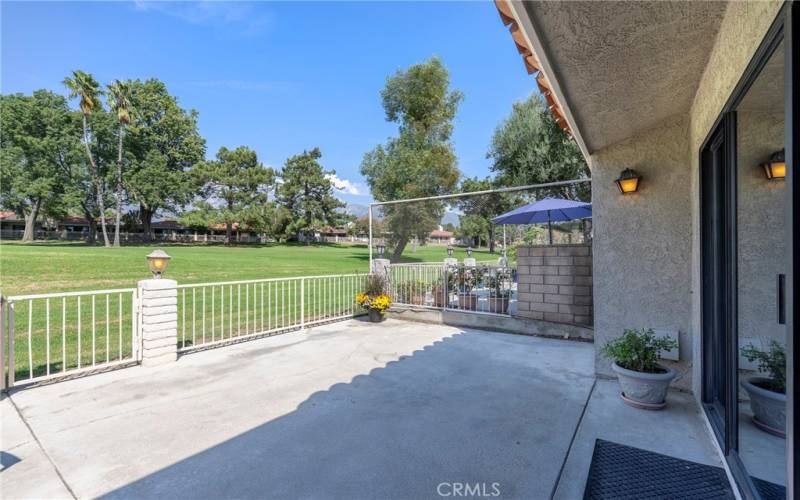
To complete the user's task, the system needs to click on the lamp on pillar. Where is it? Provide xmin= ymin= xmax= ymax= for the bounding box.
xmin=376 ymin=243 xmax=386 ymax=257
xmin=447 ymin=245 xmax=454 ymax=258
xmin=466 ymin=247 xmax=473 ymax=257
xmin=146 ymin=249 xmax=171 ymax=279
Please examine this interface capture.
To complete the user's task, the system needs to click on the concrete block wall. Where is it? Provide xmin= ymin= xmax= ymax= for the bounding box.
xmin=514 ymin=244 xmax=593 ymax=326
xmin=138 ymin=279 xmax=178 ymax=367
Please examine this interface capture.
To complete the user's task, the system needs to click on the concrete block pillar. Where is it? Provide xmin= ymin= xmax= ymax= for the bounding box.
xmin=462 ymin=257 xmax=477 ymax=267
xmin=138 ymin=279 xmax=178 ymax=367
xmin=444 ymin=258 xmax=458 ymax=267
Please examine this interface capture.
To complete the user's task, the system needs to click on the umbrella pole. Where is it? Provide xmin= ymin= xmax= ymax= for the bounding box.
xmin=548 ymin=219 xmax=553 ymax=245
xmin=503 ymin=225 xmax=507 ymax=258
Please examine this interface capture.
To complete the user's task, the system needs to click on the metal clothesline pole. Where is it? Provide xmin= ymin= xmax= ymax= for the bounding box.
xmin=368 ymin=205 xmax=373 ymax=270
xmin=366 ymin=177 xmax=592 ymax=269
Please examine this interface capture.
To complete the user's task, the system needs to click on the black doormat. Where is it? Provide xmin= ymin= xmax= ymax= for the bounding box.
xmin=752 ymin=476 xmax=787 ymax=500
xmin=583 ymin=439 xmax=734 ymax=499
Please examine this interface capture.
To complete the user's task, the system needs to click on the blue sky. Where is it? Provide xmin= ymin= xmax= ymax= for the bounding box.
xmin=2 ymin=1 xmax=537 ymax=205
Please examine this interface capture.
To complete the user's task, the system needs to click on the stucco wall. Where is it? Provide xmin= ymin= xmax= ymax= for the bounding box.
xmin=590 ymin=116 xmax=694 ymax=391
xmin=686 ymin=0 xmax=784 ymax=396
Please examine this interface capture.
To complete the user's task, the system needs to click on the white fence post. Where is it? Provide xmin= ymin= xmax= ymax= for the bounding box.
xmin=300 ymin=278 xmax=305 ymax=329
xmin=8 ymin=301 xmax=14 ymax=387
xmin=1 ymin=296 xmax=5 ymax=391
xmin=138 ymin=279 xmax=178 ymax=367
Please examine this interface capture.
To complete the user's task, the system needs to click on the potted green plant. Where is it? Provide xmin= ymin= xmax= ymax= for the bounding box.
xmin=455 ymin=267 xmax=479 ymax=311
xmin=397 ymin=280 xmax=427 ymax=305
xmin=431 ymin=271 xmax=454 ymax=308
xmin=486 ymin=269 xmax=512 ymax=314
xmin=356 ymin=274 xmax=392 ymax=322
xmin=601 ymin=328 xmax=678 ymax=409
xmin=740 ymin=341 xmax=785 ymax=437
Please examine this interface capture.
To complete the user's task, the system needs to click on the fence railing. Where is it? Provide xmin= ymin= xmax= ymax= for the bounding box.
xmin=2 ymin=288 xmax=138 ymax=387
xmin=175 ymin=273 xmax=369 ymax=353
xmin=387 ymin=263 xmax=517 ymax=316
xmin=1 ymin=272 xmax=370 ymax=389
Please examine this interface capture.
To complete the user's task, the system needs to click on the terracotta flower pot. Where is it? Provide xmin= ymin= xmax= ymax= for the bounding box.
xmin=432 ymin=288 xmax=446 ymax=308
xmin=457 ymin=292 xmax=477 ymax=311
xmin=487 ymin=297 xmax=509 ymax=314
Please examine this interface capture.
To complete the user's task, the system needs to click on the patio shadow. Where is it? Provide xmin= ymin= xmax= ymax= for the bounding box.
xmin=100 ymin=330 xmax=595 ymax=500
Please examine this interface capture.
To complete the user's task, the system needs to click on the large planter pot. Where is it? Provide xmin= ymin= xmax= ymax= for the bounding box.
xmin=432 ymin=288 xmax=446 ymax=308
xmin=457 ymin=292 xmax=477 ymax=311
xmin=368 ymin=308 xmax=384 ymax=323
xmin=487 ymin=297 xmax=509 ymax=314
xmin=612 ymin=362 xmax=675 ymax=410
xmin=741 ymin=377 xmax=786 ymax=438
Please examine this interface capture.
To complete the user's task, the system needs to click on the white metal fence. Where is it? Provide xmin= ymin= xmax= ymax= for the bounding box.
xmin=175 ymin=274 xmax=368 ymax=353
xmin=1 ymin=288 xmax=138 ymax=388
xmin=1 ymin=273 xmax=370 ymax=389
xmin=387 ymin=263 xmax=517 ymax=316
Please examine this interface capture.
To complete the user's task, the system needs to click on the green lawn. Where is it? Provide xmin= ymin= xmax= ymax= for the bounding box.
xmin=0 ymin=241 xmax=499 ymax=381
xmin=0 ymin=241 xmax=497 ymax=296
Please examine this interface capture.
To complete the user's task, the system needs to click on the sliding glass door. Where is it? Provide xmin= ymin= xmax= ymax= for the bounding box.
xmin=701 ymin=4 xmax=796 ymax=498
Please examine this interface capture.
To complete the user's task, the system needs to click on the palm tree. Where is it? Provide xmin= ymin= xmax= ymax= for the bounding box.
xmin=63 ymin=70 xmax=111 ymax=247
xmin=106 ymin=80 xmax=133 ymax=248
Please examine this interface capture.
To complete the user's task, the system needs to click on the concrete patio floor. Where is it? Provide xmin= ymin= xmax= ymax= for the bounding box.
xmin=1 ymin=318 xmax=722 ymax=499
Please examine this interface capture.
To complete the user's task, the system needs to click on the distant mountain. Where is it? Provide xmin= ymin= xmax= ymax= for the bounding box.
xmin=344 ymin=204 xmax=385 ymax=219
xmin=441 ymin=211 xmax=460 ymax=227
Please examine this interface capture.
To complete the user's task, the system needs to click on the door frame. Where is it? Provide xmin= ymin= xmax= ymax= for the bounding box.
xmin=698 ymin=2 xmax=797 ymax=498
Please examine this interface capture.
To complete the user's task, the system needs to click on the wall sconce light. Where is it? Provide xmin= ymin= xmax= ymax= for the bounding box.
xmin=146 ymin=249 xmax=171 ymax=279
xmin=761 ymin=149 xmax=786 ymax=180
xmin=447 ymin=245 xmax=454 ymax=257
xmin=466 ymin=247 xmax=473 ymax=257
xmin=615 ymin=168 xmax=641 ymax=194
xmin=376 ymin=243 xmax=386 ymax=257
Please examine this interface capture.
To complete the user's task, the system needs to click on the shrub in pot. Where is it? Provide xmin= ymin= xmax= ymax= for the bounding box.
xmin=601 ymin=328 xmax=678 ymax=410
xmin=455 ymin=267 xmax=479 ymax=311
xmin=740 ymin=341 xmax=785 ymax=438
xmin=431 ymin=272 xmax=455 ymax=308
xmin=486 ymin=269 xmax=512 ymax=314
xmin=398 ymin=280 xmax=427 ymax=305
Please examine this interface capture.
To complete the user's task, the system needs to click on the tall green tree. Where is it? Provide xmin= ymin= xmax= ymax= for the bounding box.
xmin=106 ymin=79 xmax=133 ymax=247
xmin=190 ymin=146 xmax=275 ymax=245
xmin=277 ymin=147 xmax=345 ymax=243
xmin=456 ymin=177 xmax=517 ymax=253
xmin=63 ymin=70 xmax=112 ymax=246
xmin=488 ymin=94 xmax=589 ymax=200
xmin=360 ymin=57 xmax=462 ymax=261
xmin=125 ymin=79 xmax=206 ymax=240
xmin=0 ymin=91 xmax=78 ymax=241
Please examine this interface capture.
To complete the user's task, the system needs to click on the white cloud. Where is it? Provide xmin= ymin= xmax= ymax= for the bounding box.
xmin=325 ymin=173 xmax=363 ymax=196
xmin=132 ymin=1 xmax=272 ymax=36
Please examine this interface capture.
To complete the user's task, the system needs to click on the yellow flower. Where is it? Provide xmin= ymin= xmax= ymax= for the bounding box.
xmin=371 ymin=294 xmax=392 ymax=312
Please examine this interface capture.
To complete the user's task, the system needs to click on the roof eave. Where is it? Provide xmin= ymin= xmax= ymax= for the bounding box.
xmin=499 ymin=0 xmax=592 ymax=164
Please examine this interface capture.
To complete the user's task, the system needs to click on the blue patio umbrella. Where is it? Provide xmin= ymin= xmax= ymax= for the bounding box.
xmin=492 ymin=197 xmax=592 ymax=245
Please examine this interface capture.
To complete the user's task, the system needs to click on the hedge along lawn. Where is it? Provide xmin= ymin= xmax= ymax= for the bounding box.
xmin=0 ymin=241 xmax=498 ymax=380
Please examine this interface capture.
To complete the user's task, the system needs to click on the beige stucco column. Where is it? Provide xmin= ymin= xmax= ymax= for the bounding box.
xmin=137 ymin=279 xmax=178 ymax=367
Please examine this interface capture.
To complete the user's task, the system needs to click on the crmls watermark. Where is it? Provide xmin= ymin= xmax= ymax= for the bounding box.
xmin=437 ymin=482 xmax=501 ymax=497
